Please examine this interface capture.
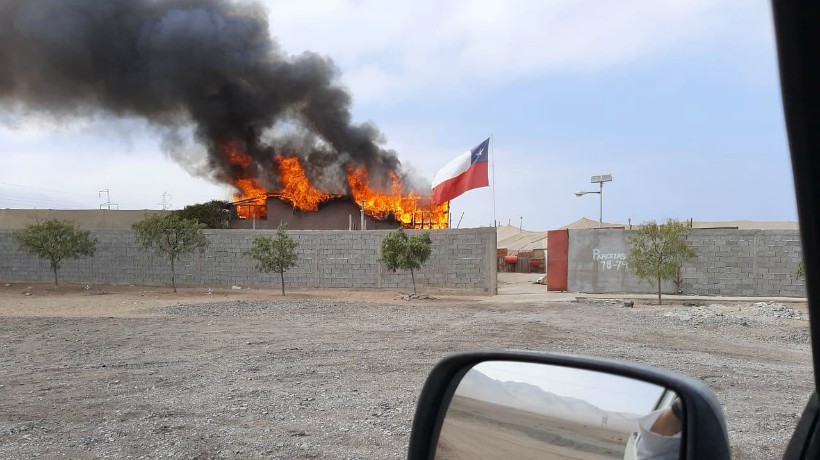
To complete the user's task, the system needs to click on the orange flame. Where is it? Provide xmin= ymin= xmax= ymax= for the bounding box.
xmin=232 ymin=178 xmax=268 ymax=219
xmin=219 ymin=141 xmax=266 ymax=219
xmin=219 ymin=140 xmax=253 ymax=169
xmin=273 ymin=156 xmax=338 ymax=211
xmin=220 ymin=141 xmax=448 ymax=228
xmin=347 ymin=166 xmax=449 ymax=229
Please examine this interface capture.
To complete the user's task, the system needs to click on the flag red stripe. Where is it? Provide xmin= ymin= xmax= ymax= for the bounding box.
xmin=431 ymin=161 xmax=489 ymax=204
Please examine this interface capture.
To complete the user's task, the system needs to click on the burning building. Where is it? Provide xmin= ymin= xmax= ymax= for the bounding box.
xmin=226 ymin=146 xmax=449 ymax=230
xmin=0 ymin=0 xmax=447 ymax=228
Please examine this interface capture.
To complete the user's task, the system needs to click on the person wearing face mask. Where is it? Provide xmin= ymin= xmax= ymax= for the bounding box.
xmin=635 ymin=398 xmax=683 ymax=460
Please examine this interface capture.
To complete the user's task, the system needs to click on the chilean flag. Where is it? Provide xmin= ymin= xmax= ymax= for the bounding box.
xmin=431 ymin=138 xmax=490 ymax=204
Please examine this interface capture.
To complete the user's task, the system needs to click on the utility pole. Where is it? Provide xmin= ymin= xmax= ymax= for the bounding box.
xmin=98 ymin=189 xmax=118 ymax=210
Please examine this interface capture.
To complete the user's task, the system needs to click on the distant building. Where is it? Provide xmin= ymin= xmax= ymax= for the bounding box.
xmin=229 ymin=196 xmax=401 ymax=230
xmin=496 ymin=225 xmax=547 ymax=274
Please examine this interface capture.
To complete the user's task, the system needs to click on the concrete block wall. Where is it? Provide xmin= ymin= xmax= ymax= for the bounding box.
xmin=681 ymin=230 xmax=804 ymax=297
xmin=0 ymin=228 xmax=497 ymax=293
xmin=567 ymin=229 xmax=676 ymax=295
xmin=567 ymin=229 xmax=805 ymax=297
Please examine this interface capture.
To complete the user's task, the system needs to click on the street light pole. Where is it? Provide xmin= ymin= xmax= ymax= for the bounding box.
xmin=574 ymin=174 xmax=612 ymax=228
xmin=598 ymin=180 xmax=603 ymax=228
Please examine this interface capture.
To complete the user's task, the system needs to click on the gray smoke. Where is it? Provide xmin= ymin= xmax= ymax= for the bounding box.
xmin=0 ymin=0 xmax=408 ymax=194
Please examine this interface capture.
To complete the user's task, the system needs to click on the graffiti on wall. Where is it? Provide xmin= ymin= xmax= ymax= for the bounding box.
xmin=592 ymin=248 xmax=628 ymax=271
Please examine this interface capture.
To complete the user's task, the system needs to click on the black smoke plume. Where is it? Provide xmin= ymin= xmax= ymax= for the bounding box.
xmin=0 ymin=0 xmax=408 ymax=194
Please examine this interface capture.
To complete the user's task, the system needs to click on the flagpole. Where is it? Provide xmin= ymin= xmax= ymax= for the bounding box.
xmin=490 ymin=134 xmax=497 ymax=227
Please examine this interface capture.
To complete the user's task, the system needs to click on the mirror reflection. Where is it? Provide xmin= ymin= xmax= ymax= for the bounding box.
xmin=435 ymin=361 xmax=682 ymax=460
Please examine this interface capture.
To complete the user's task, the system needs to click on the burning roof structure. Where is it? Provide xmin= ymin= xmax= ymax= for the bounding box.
xmin=0 ymin=0 xmax=447 ymax=228
xmin=224 ymin=142 xmax=448 ymax=229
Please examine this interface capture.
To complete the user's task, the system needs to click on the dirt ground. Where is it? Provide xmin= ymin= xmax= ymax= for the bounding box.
xmin=0 ymin=274 xmax=813 ymax=459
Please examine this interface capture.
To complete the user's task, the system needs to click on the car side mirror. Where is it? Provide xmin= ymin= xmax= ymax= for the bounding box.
xmin=408 ymin=351 xmax=730 ymax=460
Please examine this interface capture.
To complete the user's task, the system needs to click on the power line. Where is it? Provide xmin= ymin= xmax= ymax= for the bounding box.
xmin=0 ymin=180 xmax=96 ymax=199
xmin=0 ymin=194 xmax=91 ymax=208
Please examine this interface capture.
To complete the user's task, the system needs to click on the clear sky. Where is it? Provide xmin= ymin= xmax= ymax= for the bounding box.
xmin=0 ymin=0 xmax=796 ymax=230
xmin=474 ymin=361 xmax=664 ymax=415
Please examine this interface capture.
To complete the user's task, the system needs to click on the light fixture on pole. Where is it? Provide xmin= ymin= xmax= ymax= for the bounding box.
xmin=574 ymin=174 xmax=612 ymax=228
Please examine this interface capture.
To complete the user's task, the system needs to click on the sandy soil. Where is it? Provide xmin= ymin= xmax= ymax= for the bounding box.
xmin=0 ymin=281 xmax=428 ymax=318
xmin=438 ymin=395 xmax=625 ymax=460
xmin=0 ymin=275 xmax=813 ymax=459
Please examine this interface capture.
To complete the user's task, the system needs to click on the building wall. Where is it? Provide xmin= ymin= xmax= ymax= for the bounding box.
xmin=230 ymin=198 xmax=401 ymax=230
xmin=0 ymin=228 xmax=497 ymax=293
xmin=567 ymin=229 xmax=805 ymax=297
xmin=568 ymin=229 xmax=669 ymax=294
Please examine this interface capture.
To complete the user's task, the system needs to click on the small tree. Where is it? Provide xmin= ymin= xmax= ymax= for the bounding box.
xmin=132 ymin=214 xmax=208 ymax=292
xmin=174 ymin=200 xmax=231 ymax=229
xmin=628 ymin=219 xmax=695 ymax=304
xmin=796 ymin=260 xmax=805 ymax=280
xmin=13 ymin=219 xmax=96 ymax=288
xmin=379 ymin=228 xmax=432 ymax=295
xmin=244 ymin=223 xmax=299 ymax=295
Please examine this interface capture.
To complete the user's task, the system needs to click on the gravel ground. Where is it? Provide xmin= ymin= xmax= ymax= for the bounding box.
xmin=0 ymin=285 xmax=813 ymax=459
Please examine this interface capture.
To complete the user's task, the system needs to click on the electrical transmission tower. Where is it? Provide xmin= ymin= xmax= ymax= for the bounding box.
xmin=158 ymin=192 xmax=173 ymax=210
xmin=99 ymin=189 xmax=118 ymax=210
